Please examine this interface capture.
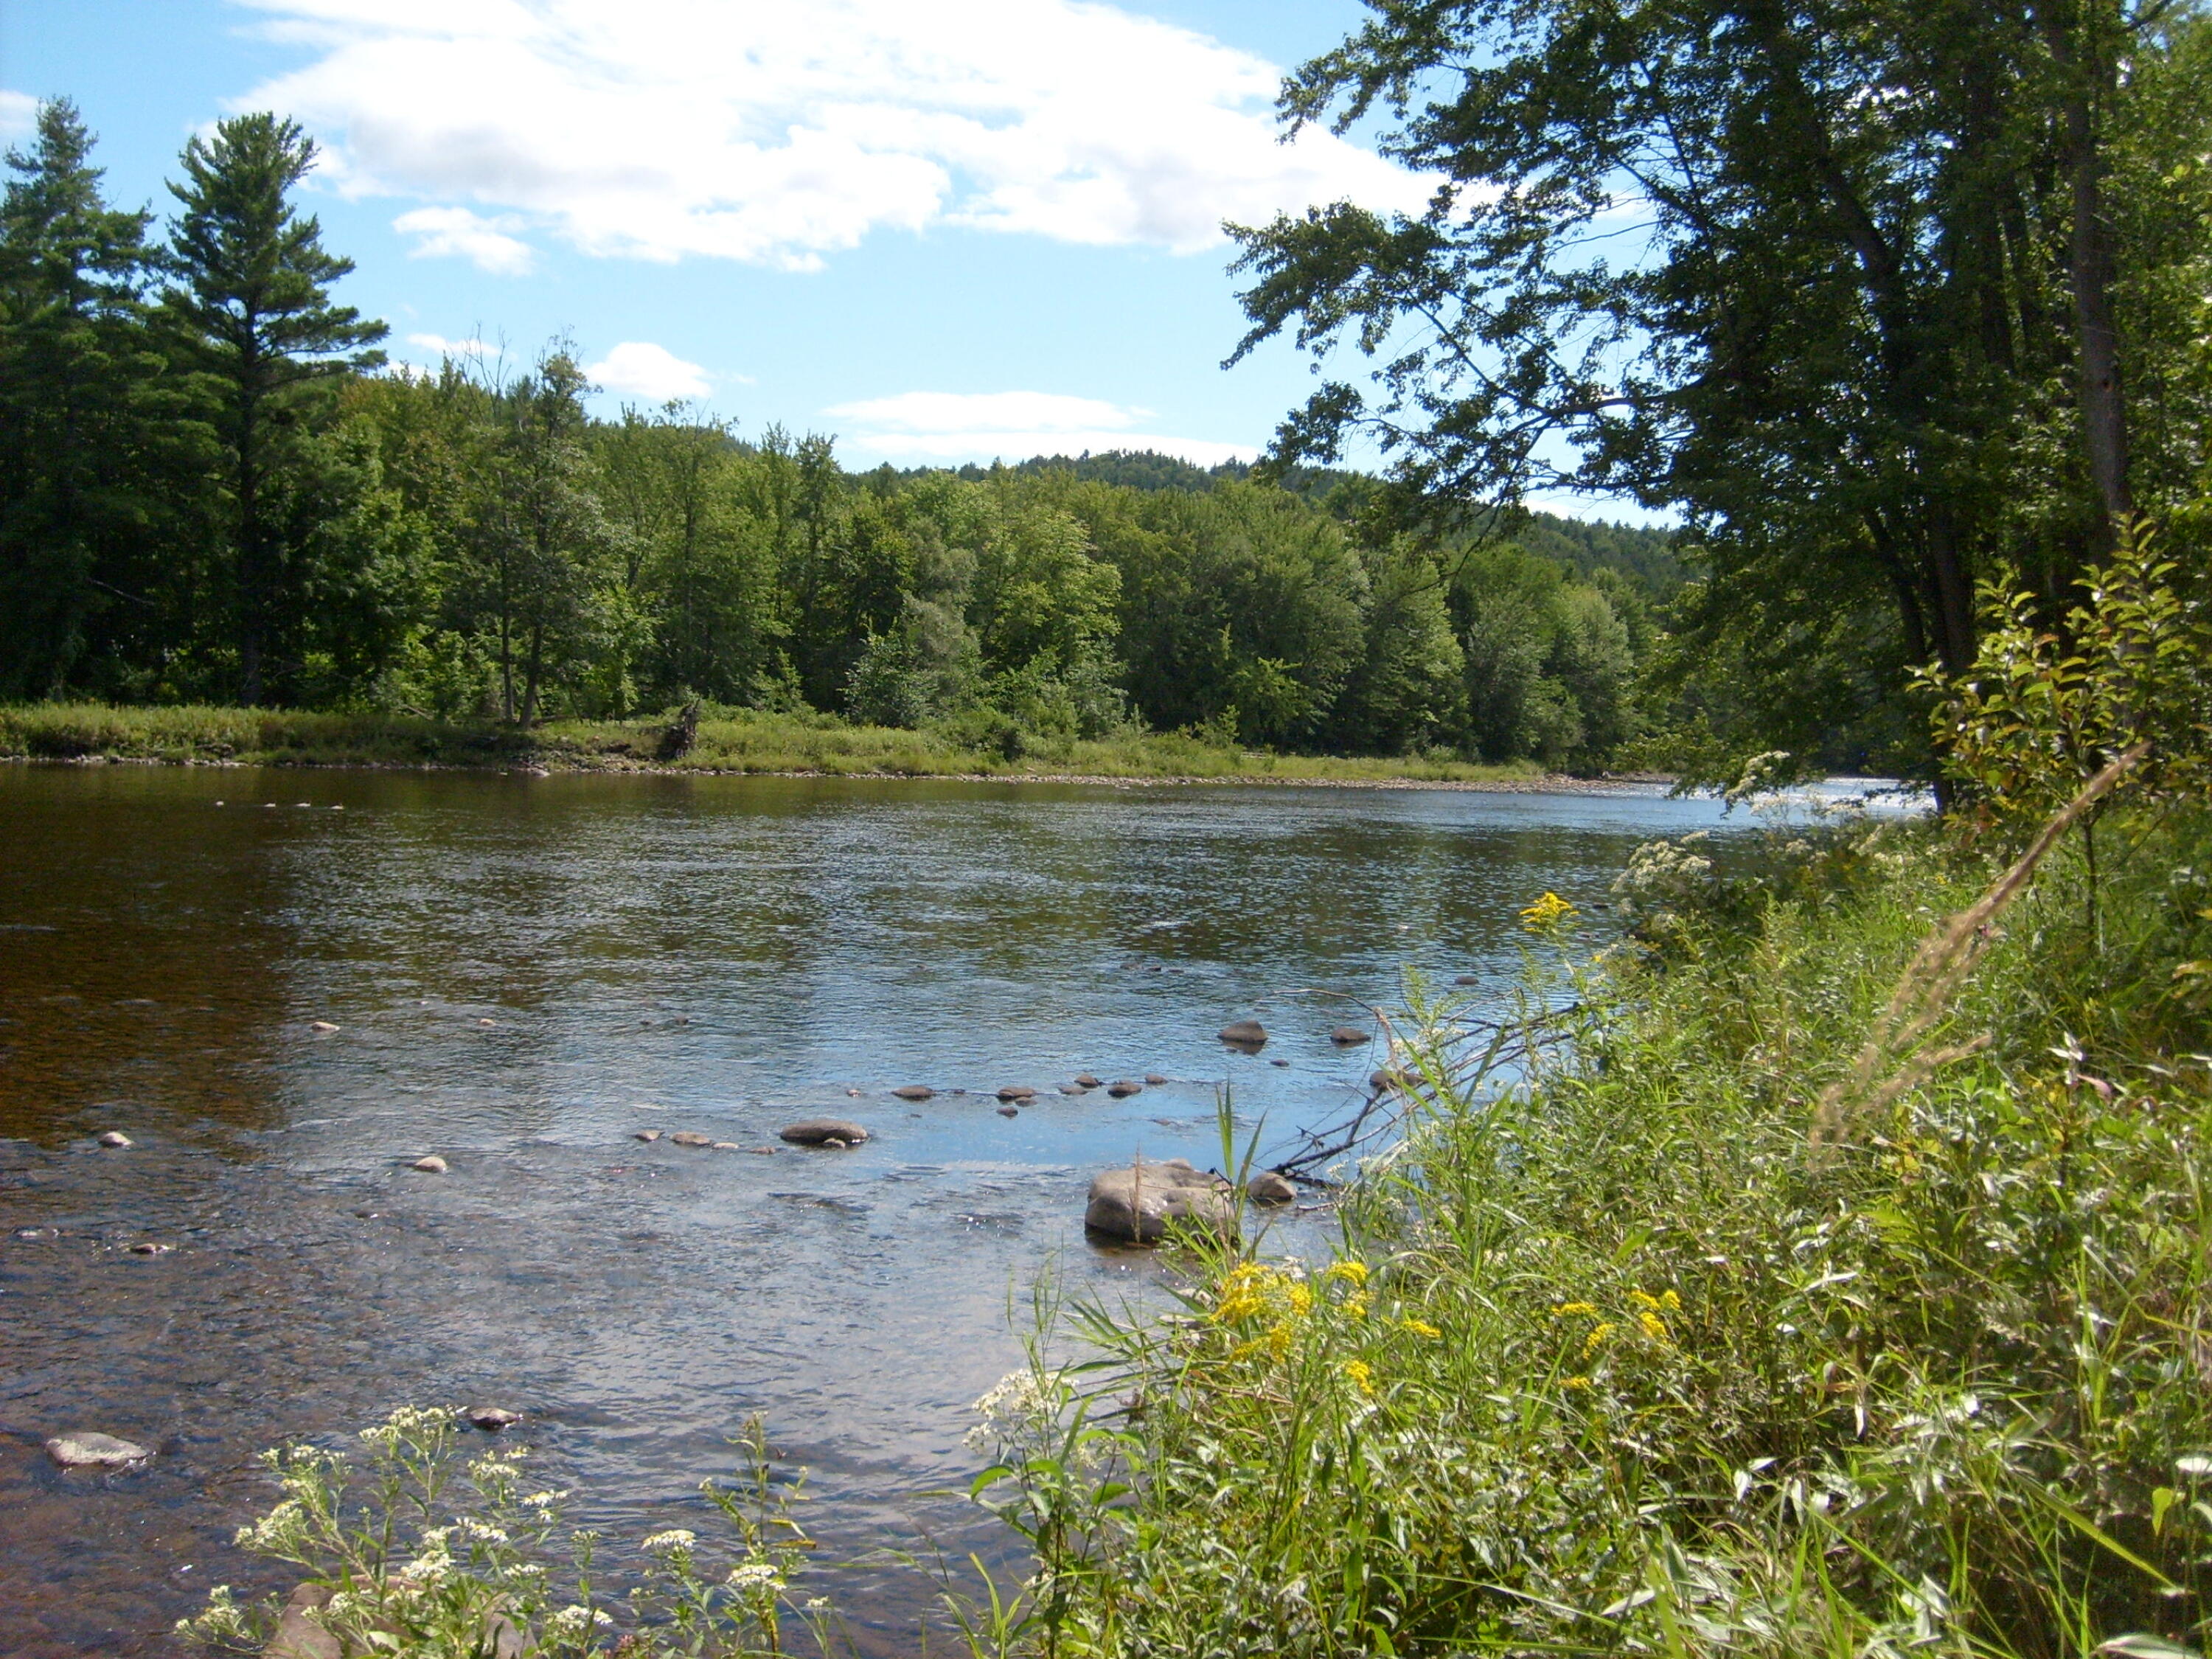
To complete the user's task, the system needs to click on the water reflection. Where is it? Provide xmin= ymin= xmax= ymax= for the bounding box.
xmin=0 ymin=767 xmax=1800 ymax=1655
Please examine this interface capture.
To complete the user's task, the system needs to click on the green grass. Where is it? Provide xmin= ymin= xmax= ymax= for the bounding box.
xmin=965 ymin=801 xmax=2212 ymax=1658
xmin=0 ymin=701 xmax=1550 ymax=785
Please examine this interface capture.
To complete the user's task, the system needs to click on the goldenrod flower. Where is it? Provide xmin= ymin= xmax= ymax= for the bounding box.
xmin=1638 ymin=1310 xmax=1669 ymax=1343
xmin=1520 ymin=891 xmax=1579 ymax=936
xmin=1265 ymin=1322 xmax=1294 ymax=1360
xmin=1552 ymin=1301 xmax=1599 ymax=1318
xmin=1562 ymin=1375 xmax=1593 ymax=1391
xmin=1343 ymin=1360 xmax=1376 ymax=1396
xmin=1400 ymin=1318 xmax=1441 ymax=1339
xmin=1324 ymin=1260 xmax=1370 ymax=1287
xmin=1581 ymin=1321 xmax=1617 ymax=1357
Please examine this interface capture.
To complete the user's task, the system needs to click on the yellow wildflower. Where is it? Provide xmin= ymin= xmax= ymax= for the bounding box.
xmin=1627 ymin=1290 xmax=1660 ymax=1311
xmin=1265 ymin=1322 xmax=1295 ymax=1360
xmin=1552 ymin=1301 xmax=1599 ymax=1318
xmin=1285 ymin=1281 xmax=1314 ymax=1318
xmin=1343 ymin=1360 xmax=1376 ymax=1397
xmin=1324 ymin=1260 xmax=1369 ymax=1287
xmin=1638 ymin=1310 xmax=1669 ymax=1343
xmin=1400 ymin=1318 xmax=1441 ymax=1340
xmin=1581 ymin=1321 xmax=1617 ymax=1357
xmin=1519 ymin=891 xmax=1579 ymax=936
xmin=1661 ymin=1290 xmax=1681 ymax=1311
xmin=1343 ymin=1292 xmax=1369 ymax=1320
xmin=1562 ymin=1374 xmax=1593 ymax=1390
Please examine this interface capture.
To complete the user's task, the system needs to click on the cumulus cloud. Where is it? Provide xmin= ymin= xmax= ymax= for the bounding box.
xmin=392 ymin=205 xmax=535 ymax=274
xmin=405 ymin=330 xmax=491 ymax=358
xmin=826 ymin=389 xmax=1254 ymax=467
xmin=585 ymin=341 xmax=712 ymax=402
xmin=0 ymin=89 xmax=39 ymax=139
xmin=232 ymin=0 xmax=1433 ymax=269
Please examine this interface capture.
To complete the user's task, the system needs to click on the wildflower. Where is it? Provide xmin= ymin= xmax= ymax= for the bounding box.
xmin=546 ymin=1604 xmax=612 ymax=1638
xmin=804 ymin=1596 xmax=832 ymax=1613
xmin=235 ymin=1498 xmax=310 ymax=1554
xmin=1284 ymin=1281 xmax=1314 ymax=1318
xmin=1638 ymin=1310 xmax=1669 ymax=1343
xmin=459 ymin=1517 xmax=509 ymax=1544
xmin=1342 ymin=1291 xmax=1369 ymax=1319
xmin=360 ymin=1405 xmax=452 ymax=1447
xmin=726 ymin=1560 xmax=785 ymax=1593
xmin=1520 ymin=891 xmax=1579 ymax=936
xmin=1343 ymin=1360 xmax=1376 ymax=1396
xmin=1552 ymin=1301 xmax=1598 ymax=1318
xmin=1562 ymin=1375 xmax=1593 ymax=1391
xmin=1265 ymin=1322 xmax=1295 ymax=1359
xmin=1661 ymin=1290 xmax=1681 ymax=1311
xmin=1324 ymin=1260 xmax=1369 ymax=1287
xmin=1400 ymin=1318 xmax=1441 ymax=1339
xmin=523 ymin=1489 xmax=567 ymax=1511
xmin=1581 ymin=1321 xmax=1617 ymax=1357
xmin=642 ymin=1529 xmax=698 ymax=1554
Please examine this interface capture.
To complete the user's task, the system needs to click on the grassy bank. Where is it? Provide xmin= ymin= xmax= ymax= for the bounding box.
xmin=0 ymin=701 xmax=1556 ymax=786
xmin=969 ymin=796 xmax=2212 ymax=1656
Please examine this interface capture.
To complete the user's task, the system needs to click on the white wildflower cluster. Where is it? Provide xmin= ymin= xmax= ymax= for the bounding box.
xmin=175 ymin=1585 xmax=251 ymax=1645
xmin=234 ymin=1498 xmax=311 ymax=1555
xmin=725 ymin=1559 xmax=785 ymax=1593
xmin=522 ymin=1488 xmax=567 ymax=1513
xmin=403 ymin=1525 xmax=456 ymax=1585
xmin=1612 ymin=831 xmax=1717 ymax=930
xmin=641 ymin=1528 xmax=698 ymax=1554
xmin=546 ymin=1603 xmax=613 ymax=1638
xmin=456 ymin=1517 xmax=509 ymax=1545
xmin=964 ymin=1366 xmax=1065 ymax=1456
xmin=361 ymin=1405 xmax=453 ymax=1448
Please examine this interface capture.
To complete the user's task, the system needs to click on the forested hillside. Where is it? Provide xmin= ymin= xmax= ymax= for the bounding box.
xmin=0 ymin=100 xmax=1692 ymax=772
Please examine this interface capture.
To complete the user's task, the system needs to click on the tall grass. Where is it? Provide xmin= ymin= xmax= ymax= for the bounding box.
xmin=967 ymin=798 xmax=2212 ymax=1657
xmin=0 ymin=700 xmax=1547 ymax=785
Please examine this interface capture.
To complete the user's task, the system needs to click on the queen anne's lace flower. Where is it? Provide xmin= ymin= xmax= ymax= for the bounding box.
xmin=641 ymin=1528 xmax=698 ymax=1553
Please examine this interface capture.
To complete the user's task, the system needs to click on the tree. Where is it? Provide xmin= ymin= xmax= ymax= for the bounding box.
xmin=1229 ymin=1 xmax=2212 ymax=781
xmin=164 ymin=112 xmax=385 ymax=704
xmin=0 ymin=100 xmax=187 ymax=698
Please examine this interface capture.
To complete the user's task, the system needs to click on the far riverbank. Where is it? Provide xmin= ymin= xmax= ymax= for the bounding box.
xmin=0 ymin=701 xmax=1666 ymax=791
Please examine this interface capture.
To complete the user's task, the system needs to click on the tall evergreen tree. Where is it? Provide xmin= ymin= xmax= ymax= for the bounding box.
xmin=0 ymin=99 xmax=181 ymax=697
xmin=164 ymin=112 xmax=384 ymax=704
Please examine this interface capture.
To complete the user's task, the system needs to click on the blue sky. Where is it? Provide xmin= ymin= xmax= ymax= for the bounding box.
xmin=5 ymin=0 xmax=1671 ymax=522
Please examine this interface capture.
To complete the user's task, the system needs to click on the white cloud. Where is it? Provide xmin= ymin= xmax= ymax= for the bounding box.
xmin=232 ymin=0 xmax=1433 ymax=269
xmin=826 ymin=389 xmax=1254 ymax=467
xmin=585 ymin=341 xmax=712 ymax=401
xmin=405 ymin=330 xmax=491 ymax=358
xmin=392 ymin=205 xmax=535 ymax=274
xmin=0 ymin=89 xmax=39 ymax=139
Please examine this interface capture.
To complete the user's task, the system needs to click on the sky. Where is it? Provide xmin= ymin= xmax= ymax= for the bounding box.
xmin=4 ymin=0 xmax=1646 ymax=519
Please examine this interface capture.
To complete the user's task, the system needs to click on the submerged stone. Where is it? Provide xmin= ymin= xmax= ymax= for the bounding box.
xmin=46 ymin=1431 xmax=149 ymax=1469
xmin=1248 ymin=1170 xmax=1298 ymax=1206
xmin=1085 ymin=1158 xmax=1237 ymax=1245
xmin=1329 ymin=1026 xmax=1370 ymax=1045
xmin=892 ymin=1085 xmax=936 ymax=1101
xmin=1218 ymin=1019 xmax=1267 ymax=1049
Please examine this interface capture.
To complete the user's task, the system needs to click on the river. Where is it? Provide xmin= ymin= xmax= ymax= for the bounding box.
xmin=0 ymin=766 xmax=1815 ymax=1655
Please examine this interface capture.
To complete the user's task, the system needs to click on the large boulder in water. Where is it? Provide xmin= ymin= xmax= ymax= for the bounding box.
xmin=1218 ymin=1019 xmax=1267 ymax=1050
xmin=1085 ymin=1158 xmax=1237 ymax=1244
xmin=779 ymin=1119 xmax=869 ymax=1147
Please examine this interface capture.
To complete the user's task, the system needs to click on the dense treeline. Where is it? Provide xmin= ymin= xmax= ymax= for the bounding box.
xmin=0 ymin=100 xmax=1677 ymax=771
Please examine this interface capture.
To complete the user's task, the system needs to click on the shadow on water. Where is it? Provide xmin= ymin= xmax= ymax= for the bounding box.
xmin=0 ymin=765 xmax=1801 ymax=1655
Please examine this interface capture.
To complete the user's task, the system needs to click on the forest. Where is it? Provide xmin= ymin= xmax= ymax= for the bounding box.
xmin=0 ymin=101 xmax=1677 ymax=774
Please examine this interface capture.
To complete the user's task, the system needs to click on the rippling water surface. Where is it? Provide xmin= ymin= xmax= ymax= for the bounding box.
xmin=0 ymin=767 xmax=1772 ymax=1654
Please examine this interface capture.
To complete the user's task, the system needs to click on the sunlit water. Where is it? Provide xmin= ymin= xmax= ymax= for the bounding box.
xmin=0 ymin=767 xmax=1865 ymax=1655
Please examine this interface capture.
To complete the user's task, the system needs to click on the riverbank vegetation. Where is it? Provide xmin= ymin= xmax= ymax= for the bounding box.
xmin=0 ymin=699 xmax=1548 ymax=782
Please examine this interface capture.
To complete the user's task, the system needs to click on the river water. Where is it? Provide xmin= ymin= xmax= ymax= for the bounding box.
xmin=0 ymin=766 xmax=1784 ymax=1655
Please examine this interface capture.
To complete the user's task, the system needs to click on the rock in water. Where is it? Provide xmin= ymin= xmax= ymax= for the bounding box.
xmin=1329 ymin=1026 xmax=1369 ymax=1046
xmin=995 ymin=1085 xmax=1035 ymax=1102
xmin=1218 ymin=1019 xmax=1267 ymax=1049
xmin=634 ymin=1129 xmax=662 ymax=1142
xmin=1059 ymin=1082 xmax=1091 ymax=1095
xmin=1144 ymin=1073 xmax=1168 ymax=1086
xmin=1074 ymin=1074 xmax=1102 ymax=1088
xmin=667 ymin=1131 xmax=714 ymax=1147
xmin=1454 ymin=974 xmax=1481 ymax=987
xmin=997 ymin=1105 xmax=1020 ymax=1118
xmin=96 ymin=1130 xmax=132 ymax=1149
xmin=892 ymin=1085 xmax=936 ymax=1101
xmin=1107 ymin=1079 xmax=1143 ymax=1098
xmin=779 ymin=1119 xmax=870 ymax=1147
xmin=411 ymin=1155 xmax=448 ymax=1173
xmin=1085 ymin=1158 xmax=1237 ymax=1244
xmin=467 ymin=1407 xmax=521 ymax=1431
xmin=309 ymin=1020 xmax=340 ymax=1034
xmin=45 ymin=1431 xmax=149 ymax=1469
xmin=1248 ymin=1170 xmax=1298 ymax=1206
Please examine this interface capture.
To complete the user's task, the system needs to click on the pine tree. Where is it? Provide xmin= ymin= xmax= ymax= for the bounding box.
xmin=0 ymin=99 xmax=181 ymax=696
xmin=164 ymin=112 xmax=385 ymax=704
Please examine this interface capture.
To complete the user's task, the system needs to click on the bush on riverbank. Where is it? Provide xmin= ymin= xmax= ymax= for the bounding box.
xmin=0 ymin=700 xmax=1547 ymax=784
xmin=969 ymin=794 xmax=2212 ymax=1656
